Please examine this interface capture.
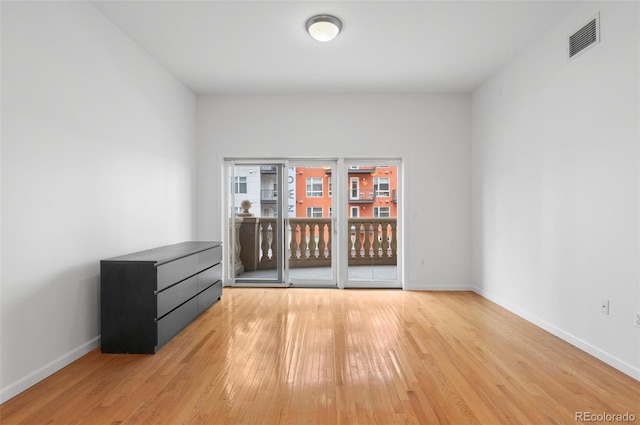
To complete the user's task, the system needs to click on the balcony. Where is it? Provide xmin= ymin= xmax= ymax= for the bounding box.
xmin=324 ymin=166 xmax=376 ymax=175
xmin=349 ymin=190 xmax=376 ymax=204
xmin=233 ymin=217 xmax=397 ymax=273
xmin=260 ymin=165 xmax=277 ymax=174
xmin=261 ymin=189 xmax=277 ymax=203
xmin=347 ymin=166 xmax=376 ymax=174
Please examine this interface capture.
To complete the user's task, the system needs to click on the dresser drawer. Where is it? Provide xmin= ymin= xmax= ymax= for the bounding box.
xmin=157 ymin=255 xmax=199 ymax=291
xmin=156 ymin=275 xmax=198 ymax=318
xmin=197 ymin=263 xmax=222 ymax=292
xmin=197 ymin=245 xmax=222 ymax=271
xmin=198 ymin=281 xmax=222 ymax=313
xmin=156 ymin=296 xmax=198 ymax=348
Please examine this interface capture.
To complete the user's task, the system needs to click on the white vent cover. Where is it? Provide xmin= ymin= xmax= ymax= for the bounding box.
xmin=569 ymin=14 xmax=600 ymax=59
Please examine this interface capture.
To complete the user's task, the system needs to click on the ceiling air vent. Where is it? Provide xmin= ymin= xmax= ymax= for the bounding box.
xmin=569 ymin=14 xmax=600 ymax=59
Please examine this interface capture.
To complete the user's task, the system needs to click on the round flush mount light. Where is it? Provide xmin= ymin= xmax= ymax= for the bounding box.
xmin=306 ymin=14 xmax=342 ymax=42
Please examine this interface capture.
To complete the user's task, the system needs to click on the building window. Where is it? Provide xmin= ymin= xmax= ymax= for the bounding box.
xmin=350 ymin=177 xmax=359 ymax=200
xmin=306 ymin=207 xmax=323 ymax=218
xmin=234 ymin=176 xmax=247 ymax=194
xmin=306 ymin=178 xmax=323 ymax=197
xmin=350 ymin=206 xmax=359 ymax=217
xmin=328 ymin=177 xmax=332 ymax=197
xmin=374 ymin=206 xmax=390 ymax=218
xmin=374 ymin=177 xmax=390 ymax=197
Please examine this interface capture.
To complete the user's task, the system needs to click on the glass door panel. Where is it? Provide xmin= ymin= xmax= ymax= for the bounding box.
xmin=225 ymin=158 xmax=400 ymax=288
xmin=286 ymin=161 xmax=337 ymax=287
xmin=345 ymin=161 xmax=401 ymax=288
xmin=227 ymin=162 xmax=285 ymax=285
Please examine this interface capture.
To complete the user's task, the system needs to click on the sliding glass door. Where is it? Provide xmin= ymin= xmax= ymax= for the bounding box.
xmin=227 ymin=161 xmax=286 ymax=285
xmin=225 ymin=158 xmax=401 ymax=288
xmin=225 ymin=160 xmax=338 ymax=287
xmin=343 ymin=160 xmax=402 ymax=288
xmin=286 ymin=160 xmax=337 ymax=287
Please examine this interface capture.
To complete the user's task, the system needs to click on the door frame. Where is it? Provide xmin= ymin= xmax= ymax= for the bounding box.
xmin=285 ymin=159 xmax=339 ymax=288
xmin=222 ymin=157 xmax=403 ymax=289
xmin=224 ymin=159 xmax=288 ymax=287
xmin=341 ymin=158 xmax=403 ymax=289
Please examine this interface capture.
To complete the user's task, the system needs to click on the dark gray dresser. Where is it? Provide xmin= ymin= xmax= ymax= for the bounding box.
xmin=100 ymin=241 xmax=222 ymax=354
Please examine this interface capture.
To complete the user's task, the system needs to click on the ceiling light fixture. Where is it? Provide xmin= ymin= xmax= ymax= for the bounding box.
xmin=306 ymin=14 xmax=342 ymax=42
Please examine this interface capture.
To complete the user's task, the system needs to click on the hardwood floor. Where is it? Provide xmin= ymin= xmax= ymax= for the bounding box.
xmin=1 ymin=289 xmax=638 ymax=424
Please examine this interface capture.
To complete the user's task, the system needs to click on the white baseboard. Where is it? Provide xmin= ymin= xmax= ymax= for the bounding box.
xmin=0 ymin=336 xmax=101 ymax=404
xmin=472 ymin=287 xmax=640 ymax=381
xmin=405 ymin=284 xmax=475 ymax=291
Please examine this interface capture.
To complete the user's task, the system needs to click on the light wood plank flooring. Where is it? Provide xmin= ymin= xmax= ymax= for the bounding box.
xmin=1 ymin=289 xmax=638 ymax=424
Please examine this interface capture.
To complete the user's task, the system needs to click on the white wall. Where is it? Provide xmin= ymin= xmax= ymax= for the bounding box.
xmin=196 ymin=94 xmax=472 ymax=290
xmin=1 ymin=2 xmax=197 ymax=402
xmin=472 ymin=2 xmax=639 ymax=378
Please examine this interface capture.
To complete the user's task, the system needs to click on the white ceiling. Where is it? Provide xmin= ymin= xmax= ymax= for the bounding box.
xmin=93 ymin=1 xmax=581 ymax=94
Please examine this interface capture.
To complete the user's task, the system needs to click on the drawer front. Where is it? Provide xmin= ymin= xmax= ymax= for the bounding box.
xmin=198 ymin=281 xmax=222 ymax=313
xmin=157 ymin=254 xmax=199 ymax=291
xmin=197 ymin=263 xmax=222 ymax=292
xmin=156 ymin=297 xmax=198 ymax=349
xmin=197 ymin=245 xmax=222 ymax=271
xmin=156 ymin=276 xmax=198 ymax=318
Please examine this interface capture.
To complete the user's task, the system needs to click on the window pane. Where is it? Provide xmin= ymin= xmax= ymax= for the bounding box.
xmin=374 ymin=177 xmax=390 ymax=197
xmin=374 ymin=206 xmax=390 ymax=218
xmin=306 ymin=207 xmax=323 ymax=218
xmin=350 ymin=178 xmax=359 ymax=199
xmin=235 ymin=176 xmax=247 ymax=194
xmin=306 ymin=177 xmax=323 ymax=197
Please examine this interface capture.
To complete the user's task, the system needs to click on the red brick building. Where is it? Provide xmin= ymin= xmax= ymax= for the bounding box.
xmin=294 ymin=165 xmax=397 ymax=218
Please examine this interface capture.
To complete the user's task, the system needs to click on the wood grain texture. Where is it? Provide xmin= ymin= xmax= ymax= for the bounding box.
xmin=2 ymin=289 xmax=638 ymax=424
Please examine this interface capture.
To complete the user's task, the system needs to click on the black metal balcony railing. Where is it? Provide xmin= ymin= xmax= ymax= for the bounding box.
xmin=347 ymin=166 xmax=377 ymax=174
xmin=325 ymin=166 xmax=377 ymax=175
xmin=260 ymin=166 xmax=277 ymax=174
xmin=349 ymin=190 xmax=376 ymax=203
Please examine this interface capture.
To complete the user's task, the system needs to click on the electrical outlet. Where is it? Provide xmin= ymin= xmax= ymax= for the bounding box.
xmin=635 ymin=312 xmax=640 ymax=328
xmin=600 ymin=300 xmax=609 ymax=315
